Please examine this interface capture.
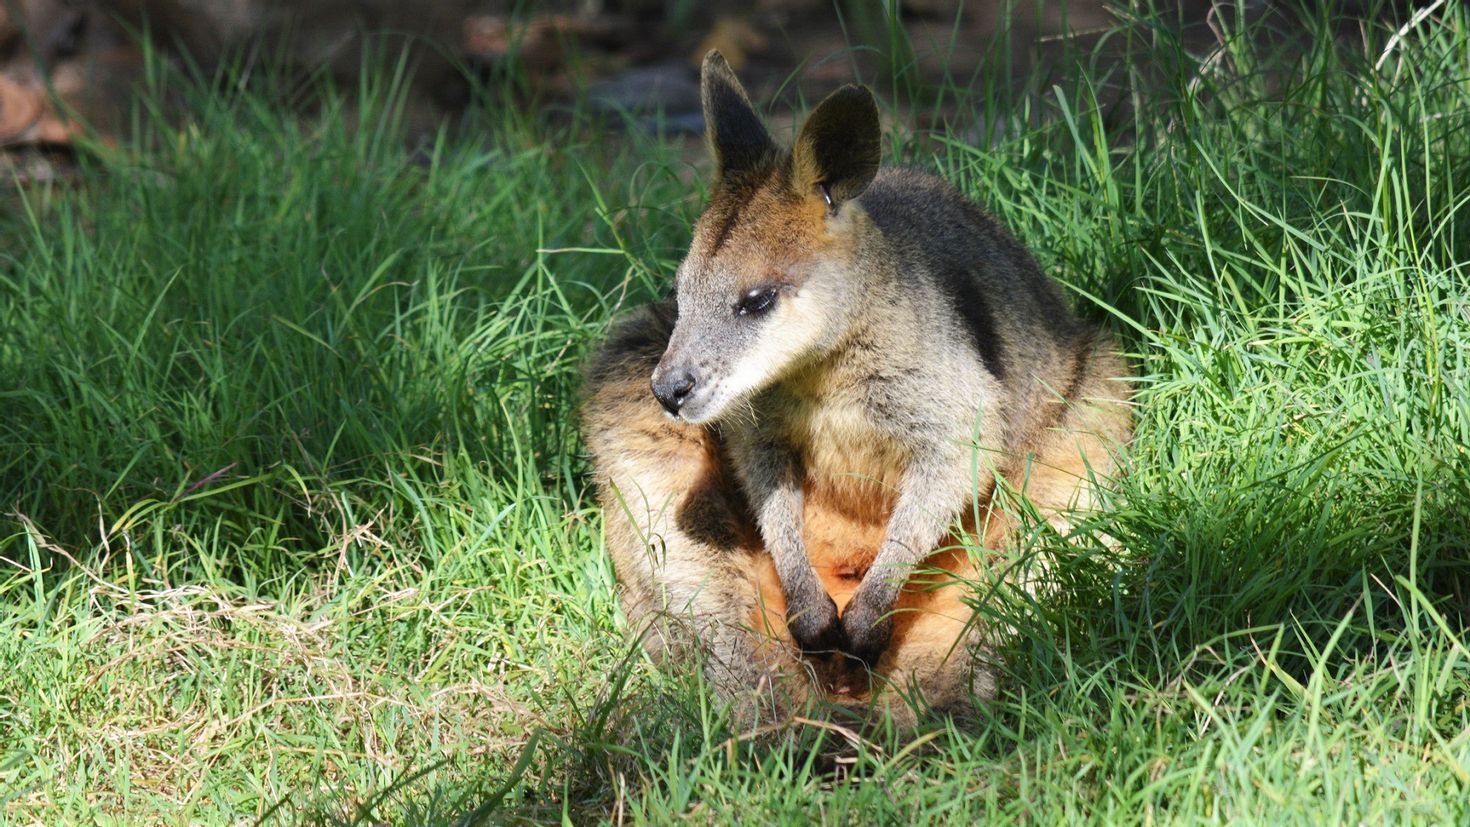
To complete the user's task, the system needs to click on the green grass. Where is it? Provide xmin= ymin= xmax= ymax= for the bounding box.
xmin=3 ymin=3 xmax=1469 ymax=823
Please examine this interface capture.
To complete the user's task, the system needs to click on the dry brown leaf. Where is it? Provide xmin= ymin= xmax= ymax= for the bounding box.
xmin=0 ymin=70 xmax=81 ymax=146
xmin=693 ymin=16 xmax=767 ymax=70
xmin=463 ymin=14 xmax=574 ymax=73
xmin=0 ymin=74 xmax=43 ymax=142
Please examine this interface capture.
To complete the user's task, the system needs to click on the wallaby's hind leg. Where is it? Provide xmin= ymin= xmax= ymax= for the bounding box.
xmin=858 ymin=544 xmax=995 ymax=728
xmin=861 ymin=337 xmax=1132 ymax=724
xmin=1016 ymin=335 xmax=1133 ymax=539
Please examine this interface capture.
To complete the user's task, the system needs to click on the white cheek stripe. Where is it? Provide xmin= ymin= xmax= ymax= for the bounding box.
xmin=713 ymin=297 xmax=823 ymax=408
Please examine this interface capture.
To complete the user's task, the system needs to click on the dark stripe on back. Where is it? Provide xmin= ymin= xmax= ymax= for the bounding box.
xmin=935 ymin=262 xmax=1007 ymax=380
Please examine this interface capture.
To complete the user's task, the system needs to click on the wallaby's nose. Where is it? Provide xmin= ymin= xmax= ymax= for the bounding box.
xmin=651 ymin=368 xmax=698 ymax=415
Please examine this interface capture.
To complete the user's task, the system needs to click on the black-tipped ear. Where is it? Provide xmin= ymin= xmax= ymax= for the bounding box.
xmin=701 ymin=51 xmax=776 ymax=180
xmin=793 ymin=84 xmax=881 ymax=209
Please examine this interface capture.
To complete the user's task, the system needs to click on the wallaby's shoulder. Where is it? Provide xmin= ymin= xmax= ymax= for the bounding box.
xmin=859 ymin=166 xmax=1048 ymax=282
xmin=860 ymin=166 xmax=970 ymax=214
xmin=857 ymin=167 xmax=1081 ymax=363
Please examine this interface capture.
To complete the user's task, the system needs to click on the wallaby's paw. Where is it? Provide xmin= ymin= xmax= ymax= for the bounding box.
xmin=786 ymin=594 xmax=846 ymax=655
xmin=839 ymin=593 xmax=893 ymax=668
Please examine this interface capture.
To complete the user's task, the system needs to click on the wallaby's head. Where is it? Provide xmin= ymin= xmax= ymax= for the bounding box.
xmin=651 ymin=51 xmax=882 ymax=424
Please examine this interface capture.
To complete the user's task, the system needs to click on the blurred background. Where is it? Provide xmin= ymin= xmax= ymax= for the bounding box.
xmin=0 ymin=0 xmax=1424 ymax=179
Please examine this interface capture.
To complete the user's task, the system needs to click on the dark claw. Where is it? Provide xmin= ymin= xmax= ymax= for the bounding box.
xmin=840 ymin=597 xmax=893 ymax=669
xmin=786 ymin=593 xmax=846 ymax=655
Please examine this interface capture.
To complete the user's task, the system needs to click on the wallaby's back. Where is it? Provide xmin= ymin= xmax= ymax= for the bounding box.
xmin=858 ymin=168 xmax=1099 ymax=453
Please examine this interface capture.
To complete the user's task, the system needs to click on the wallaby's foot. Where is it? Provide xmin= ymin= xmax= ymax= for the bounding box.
xmin=813 ymin=652 xmax=873 ymax=701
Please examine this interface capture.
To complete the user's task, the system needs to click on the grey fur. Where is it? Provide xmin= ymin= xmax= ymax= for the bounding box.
xmin=581 ymin=52 xmax=1133 ymax=726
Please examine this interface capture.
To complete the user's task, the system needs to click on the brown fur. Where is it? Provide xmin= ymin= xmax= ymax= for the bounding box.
xmin=582 ymin=301 xmax=1129 ymax=727
xmin=581 ymin=52 xmax=1133 ymax=728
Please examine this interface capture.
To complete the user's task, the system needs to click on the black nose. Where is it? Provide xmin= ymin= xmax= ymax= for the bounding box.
xmin=651 ymin=368 xmax=697 ymax=415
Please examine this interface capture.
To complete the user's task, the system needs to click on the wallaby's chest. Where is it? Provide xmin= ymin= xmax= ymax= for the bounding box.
xmin=768 ymin=391 xmax=898 ymax=604
xmin=775 ymin=387 xmax=908 ymax=515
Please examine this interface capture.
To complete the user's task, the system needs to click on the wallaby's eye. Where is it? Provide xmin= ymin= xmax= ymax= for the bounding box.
xmin=735 ymin=287 xmax=778 ymax=317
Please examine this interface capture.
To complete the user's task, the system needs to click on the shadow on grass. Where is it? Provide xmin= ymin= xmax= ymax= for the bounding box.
xmin=258 ymin=631 xmax=1012 ymax=825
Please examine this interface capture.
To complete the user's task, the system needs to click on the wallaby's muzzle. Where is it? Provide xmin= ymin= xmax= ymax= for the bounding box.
xmin=650 ymin=366 xmax=698 ymax=416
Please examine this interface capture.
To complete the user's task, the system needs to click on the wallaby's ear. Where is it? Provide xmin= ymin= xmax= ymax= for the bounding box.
xmin=701 ymin=51 xmax=776 ymax=180
xmin=793 ymin=84 xmax=881 ymax=210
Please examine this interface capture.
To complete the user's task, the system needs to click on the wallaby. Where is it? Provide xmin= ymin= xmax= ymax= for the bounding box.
xmin=582 ymin=52 xmax=1132 ymax=725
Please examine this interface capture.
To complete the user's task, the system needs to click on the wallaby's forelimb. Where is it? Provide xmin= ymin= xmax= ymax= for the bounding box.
xmin=841 ymin=447 xmax=989 ymax=663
